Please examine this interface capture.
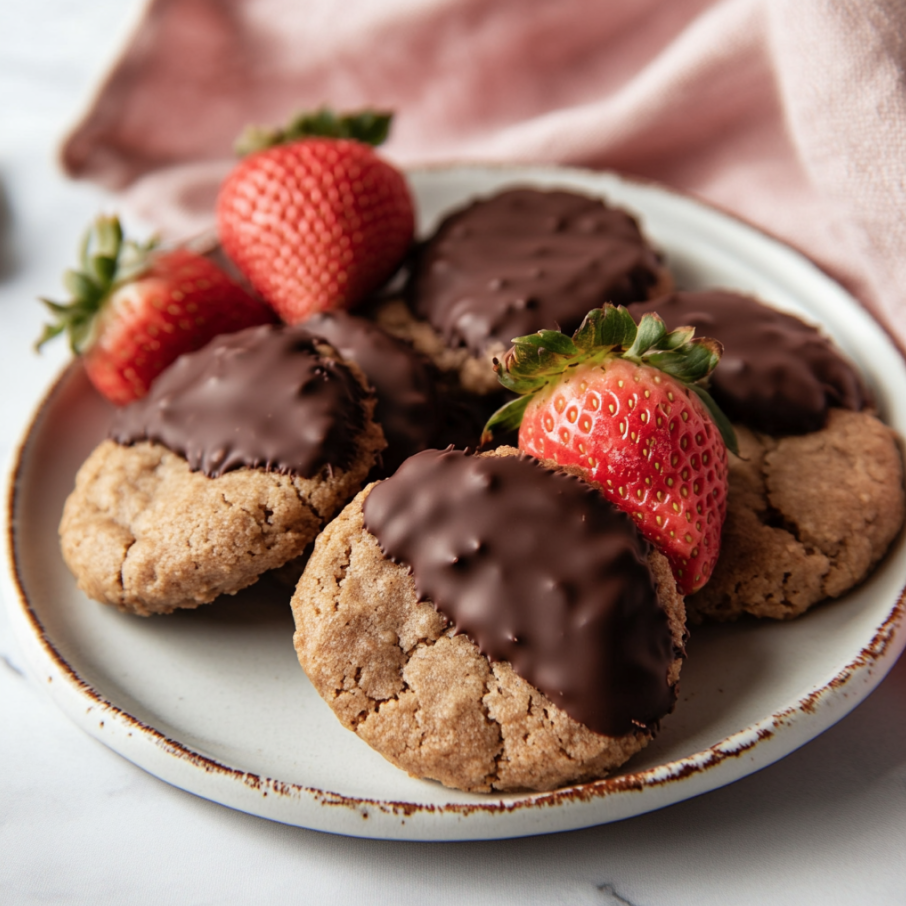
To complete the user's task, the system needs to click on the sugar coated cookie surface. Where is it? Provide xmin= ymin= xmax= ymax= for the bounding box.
xmin=60 ymin=324 xmax=385 ymax=615
xmin=292 ymin=447 xmax=685 ymax=793
xmin=688 ymin=409 xmax=905 ymax=621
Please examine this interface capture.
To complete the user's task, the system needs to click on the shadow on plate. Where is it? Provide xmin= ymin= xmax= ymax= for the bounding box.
xmin=166 ymin=574 xmax=297 ymax=628
xmin=639 ymin=618 xmax=776 ymax=763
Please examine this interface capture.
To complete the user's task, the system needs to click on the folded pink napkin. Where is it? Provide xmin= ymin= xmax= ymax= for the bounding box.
xmin=62 ymin=0 xmax=906 ymax=341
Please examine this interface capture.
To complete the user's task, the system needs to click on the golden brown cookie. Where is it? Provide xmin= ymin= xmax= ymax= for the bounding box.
xmin=292 ymin=448 xmax=685 ymax=793
xmin=61 ymin=428 xmax=383 ymax=616
xmin=688 ymin=409 xmax=905 ymax=622
xmin=59 ymin=325 xmax=386 ymax=615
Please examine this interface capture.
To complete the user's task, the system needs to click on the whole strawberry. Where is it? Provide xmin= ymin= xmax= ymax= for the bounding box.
xmin=484 ymin=305 xmax=738 ymax=595
xmin=216 ymin=108 xmax=415 ymax=324
xmin=37 ymin=215 xmax=275 ymax=405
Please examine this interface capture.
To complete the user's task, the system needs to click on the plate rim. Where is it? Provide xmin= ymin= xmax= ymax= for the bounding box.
xmin=5 ymin=163 xmax=906 ymax=841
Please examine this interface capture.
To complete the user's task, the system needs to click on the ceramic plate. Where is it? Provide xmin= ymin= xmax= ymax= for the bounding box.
xmin=5 ymin=165 xmax=906 ymax=841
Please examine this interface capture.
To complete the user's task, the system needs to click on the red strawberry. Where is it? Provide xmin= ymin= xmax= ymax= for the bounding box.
xmin=37 ymin=215 xmax=275 ymax=405
xmin=216 ymin=108 xmax=415 ymax=324
xmin=484 ymin=305 xmax=738 ymax=595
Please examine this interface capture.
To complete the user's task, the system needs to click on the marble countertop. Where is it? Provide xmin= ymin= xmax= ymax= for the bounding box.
xmin=2 ymin=2 xmax=905 ymax=903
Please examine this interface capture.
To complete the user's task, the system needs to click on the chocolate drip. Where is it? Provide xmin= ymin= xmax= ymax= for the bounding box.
xmin=303 ymin=311 xmax=441 ymax=474
xmin=628 ymin=291 xmax=867 ymax=435
xmin=363 ymin=449 xmax=677 ymax=736
xmin=111 ymin=323 xmax=368 ymax=478
xmin=413 ymin=188 xmax=663 ymax=355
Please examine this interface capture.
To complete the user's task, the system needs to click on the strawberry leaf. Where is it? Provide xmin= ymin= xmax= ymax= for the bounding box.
xmin=625 ymin=312 xmax=667 ymax=358
xmin=485 ymin=303 xmax=736 ymax=453
xmin=645 ymin=340 xmax=718 ymax=383
xmin=572 ymin=311 xmax=600 ymax=352
xmin=68 ymin=318 xmax=94 ymax=353
xmin=87 ymin=254 xmax=117 ymax=287
xmin=78 ymin=228 xmax=92 ymax=272
xmin=688 ymin=384 xmax=739 ymax=456
xmin=654 ymin=325 xmax=695 ymax=351
xmin=480 ymin=395 xmax=531 ymax=445
xmin=494 ymin=342 xmax=577 ymax=394
xmin=34 ymin=318 xmax=65 ymax=350
xmin=63 ymin=269 xmax=99 ymax=300
xmin=36 ymin=215 xmax=155 ymax=357
xmin=93 ymin=216 xmax=123 ymax=258
xmin=39 ymin=298 xmax=74 ymax=316
xmin=581 ymin=305 xmax=638 ymax=349
xmin=236 ymin=107 xmax=394 ymax=155
xmin=513 ymin=329 xmax=579 ymax=356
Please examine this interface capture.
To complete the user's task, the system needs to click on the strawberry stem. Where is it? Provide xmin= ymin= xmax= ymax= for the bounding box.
xmin=235 ymin=107 xmax=394 ymax=156
xmin=483 ymin=304 xmax=739 ymax=455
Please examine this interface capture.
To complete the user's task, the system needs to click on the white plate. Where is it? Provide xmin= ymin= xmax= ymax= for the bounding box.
xmin=5 ymin=165 xmax=906 ymax=841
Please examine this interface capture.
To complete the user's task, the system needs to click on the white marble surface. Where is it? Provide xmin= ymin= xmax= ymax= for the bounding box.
xmin=2 ymin=2 xmax=906 ymax=903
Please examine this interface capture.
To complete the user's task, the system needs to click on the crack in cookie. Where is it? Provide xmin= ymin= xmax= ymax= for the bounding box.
xmin=688 ymin=409 xmax=904 ymax=622
xmin=292 ymin=467 xmax=685 ymax=793
xmin=60 ymin=436 xmax=374 ymax=616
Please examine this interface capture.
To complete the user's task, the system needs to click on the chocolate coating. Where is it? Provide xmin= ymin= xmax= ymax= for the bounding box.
xmin=628 ymin=291 xmax=868 ymax=435
xmin=363 ymin=448 xmax=677 ymax=736
xmin=111 ymin=323 xmax=368 ymax=478
xmin=413 ymin=188 xmax=664 ymax=355
xmin=303 ymin=311 xmax=441 ymax=474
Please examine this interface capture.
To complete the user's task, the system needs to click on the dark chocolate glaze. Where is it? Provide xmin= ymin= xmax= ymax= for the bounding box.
xmin=363 ymin=449 xmax=677 ymax=736
xmin=413 ymin=188 xmax=664 ymax=356
xmin=628 ymin=291 xmax=868 ymax=435
xmin=303 ymin=311 xmax=442 ymax=475
xmin=111 ymin=323 xmax=368 ymax=478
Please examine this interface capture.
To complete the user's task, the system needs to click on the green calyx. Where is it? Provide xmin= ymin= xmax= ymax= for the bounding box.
xmin=235 ymin=107 xmax=393 ymax=156
xmin=483 ymin=304 xmax=739 ymax=455
xmin=36 ymin=215 xmax=157 ymax=355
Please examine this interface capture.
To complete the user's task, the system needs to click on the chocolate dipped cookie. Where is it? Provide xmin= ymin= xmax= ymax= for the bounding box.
xmin=302 ymin=311 xmax=443 ymax=476
xmin=292 ymin=446 xmax=685 ymax=793
xmin=372 ymin=187 xmax=673 ymax=395
xmin=60 ymin=324 xmax=386 ymax=615
xmin=628 ymin=291 xmax=905 ymax=621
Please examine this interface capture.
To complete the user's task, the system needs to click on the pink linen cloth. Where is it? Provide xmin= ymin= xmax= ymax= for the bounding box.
xmin=62 ymin=0 xmax=906 ymax=342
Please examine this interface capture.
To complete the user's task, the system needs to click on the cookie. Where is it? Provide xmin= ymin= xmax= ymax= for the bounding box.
xmin=304 ymin=310 xmax=458 ymax=476
xmin=303 ymin=309 xmax=520 ymax=471
xmin=60 ymin=324 xmax=385 ymax=615
xmin=373 ymin=187 xmax=673 ymax=395
xmin=627 ymin=290 xmax=869 ymax=435
xmin=292 ymin=447 xmax=685 ymax=793
xmin=626 ymin=290 xmax=904 ymax=619
xmin=688 ymin=409 xmax=904 ymax=621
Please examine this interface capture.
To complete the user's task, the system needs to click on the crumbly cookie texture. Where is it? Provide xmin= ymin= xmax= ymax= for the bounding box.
xmin=292 ymin=472 xmax=685 ymax=794
xmin=61 ymin=416 xmax=385 ymax=617
xmin=372 ymin=265 xmax=674 ymax=396
xmin=688 ymin=409 xmax=905 ymax=622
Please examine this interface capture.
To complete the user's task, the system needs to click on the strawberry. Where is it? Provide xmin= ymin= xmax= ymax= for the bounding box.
xmin=484 ymin=305 xmax=738 ymax=595
xmin=216 ymin=108 xmax=415 ymax=324
xmin=37 ymin=215 xmax=275 ymax=405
